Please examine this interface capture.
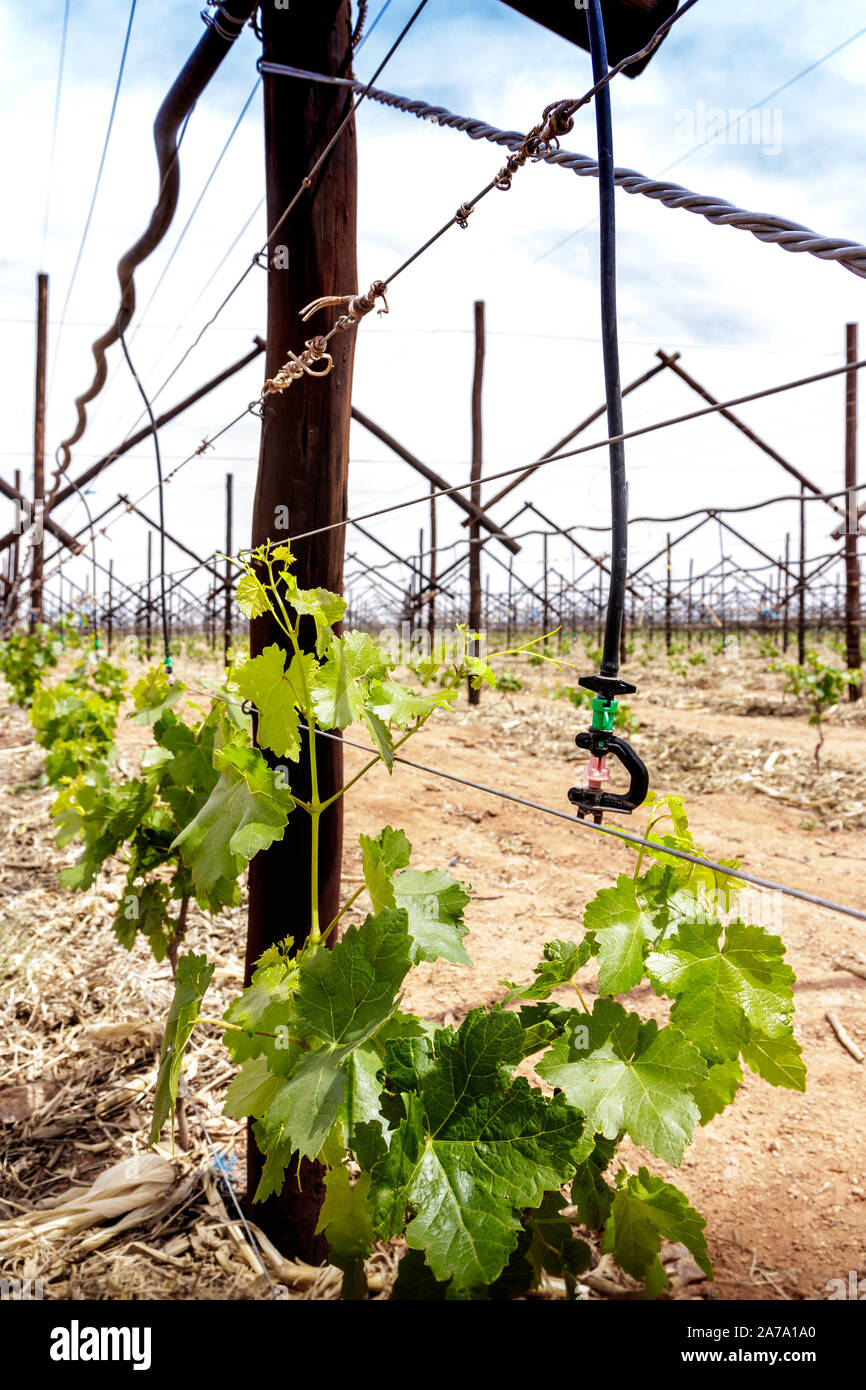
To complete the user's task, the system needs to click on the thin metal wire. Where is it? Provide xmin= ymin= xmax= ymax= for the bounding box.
xmin=307 ymin=726 xmax=866 ymax=925
xmin=118 ymin=319 xmax=173 ymax=668
xmin=170 ymin=682 xmax=866 ymax=927
xmin=281 ymin=356 xmax=866 ymax=547
xmin=40 ymin=0 xmax=71 ymax=260
xmin=48 ymin=0 xmax=138 ymax=399
xmin=131 ymin=77 xmax=262 ymax=342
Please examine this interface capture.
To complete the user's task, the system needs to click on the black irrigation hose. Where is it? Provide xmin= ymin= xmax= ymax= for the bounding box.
xmin=587 ymin=0 xmax=627 ymax=680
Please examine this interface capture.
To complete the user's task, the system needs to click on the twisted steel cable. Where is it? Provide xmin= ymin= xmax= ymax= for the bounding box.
xmin=259 ymin=62 xmax=866 ymax=282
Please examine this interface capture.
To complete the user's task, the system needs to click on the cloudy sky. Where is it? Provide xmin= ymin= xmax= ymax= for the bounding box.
xmin=2 ymin=0 xmax=865 ymax=627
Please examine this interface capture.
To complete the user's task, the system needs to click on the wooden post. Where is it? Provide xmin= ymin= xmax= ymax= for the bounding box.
xmin=468 ymin=301 xmax=485 ymax=705
xmin=107 ymin=560 xmax=113 ymax=655
xmin=798 ymin=485 xmax=806 ymax=666
xmin=10 ymin=469 xmax=21 ymax=628
xmin=782 ymin=532 xmax=790 ymax=651
xmin=542 ymin=532 xmax=550 ymax=636
xmin=427 ymin=482 xmax=437 ymax=648
xmin=845 ymin=323 xmax=861 ymax=699
xmin=686 ymin=556 xmax=693 ymax=646
xmin=665 ymin=532 xmax=672 ymax=652
xmin=146 ymin=532 xmax=152 ymax=660
xmin=30 ymin=273 xmax=48 ymax=630
xmin=246 ymin=1 xmax=357 ymax=1260
xmin=506 ymin=556 xmax=513 ymax=648
xmin=224 ymin=472 xmax=233 ymax=665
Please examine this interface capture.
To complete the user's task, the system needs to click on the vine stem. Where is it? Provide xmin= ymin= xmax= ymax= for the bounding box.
xmin=570 ymin=981 xmax=591 ymax=1013
xmin=320 ymin=885 xmax=364 ymax=943
xmin=266 ymin=557 xmax=323 ymax=945
xmin=318 ymin=722 xmax=421 ymax=813
xmin=167 ymin=894 xmax=191 ymax=980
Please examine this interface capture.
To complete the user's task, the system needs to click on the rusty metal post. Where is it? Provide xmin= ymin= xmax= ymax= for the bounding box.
xmin=30 ymin=273 xmax=48 ymax=630
xmin=224 ymin=472 xmax=233 ymax=665
xmin=427 ymin=482 xmax=437 ymax=647
xmin=845 ymin=323 xmax=861 ymax=699
xmin=146 ymin=531 xmax=153 ymax=660
xmin=468 ymin=301 xmax=485 ymax=704
xmin=798 ymin=485 xmax=806 ymax=666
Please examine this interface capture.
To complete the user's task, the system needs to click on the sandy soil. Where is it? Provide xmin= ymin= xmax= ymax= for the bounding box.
xmin=1 ymin=636 xmax=864 ymax=1300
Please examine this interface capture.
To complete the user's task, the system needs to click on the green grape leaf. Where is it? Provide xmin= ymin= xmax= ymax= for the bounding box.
xmin=255 ymin=911 xmax=414 ymax=1168
xmin=129 ymin=670 xmax=187 ymax=725
xmin=57 ymin=778 xmax=155 ymax=891
xmin=601 ymin=1167 xmax=712 ymax=1296
xmin=637 ymin=792 xmax=741 ymax=895
xmin=693 ymin=1058 xmax=743 ymax=1125
xmin=584 ymin=875 xmax=662 ymax=995
xmin=646 ymin=919 xmax=795 ymax=1064
xmin=232 ymin=644 xmax=313 ymax=759
xmin=570 ymin=1136 xmax=617 ymax=1228
xmin=172 ymin=744 xmax=294 ymax=891
xmin=371 ymin=1007 xmax=586 ymax=1293
xmin=393 ymin=868 xmax=471 ymax=966
xmin=256 ymin=1050 xmax=346 ymax=1174
xmin=538 ymin=998 xmax=706 ymax=1167
xmin=515 ymin=1002 xmax=571 ymax=1058
xmin=235 ymin=572 xmax=271 ymax=620
xmin=149 ymin=952 xmax=215 ymax=1144
xmin=364 ymin=708 xmax=394 ymax=770
xmin=113 ymin=880 xmax=174 ymax=961
xmin=741 ymin=1033 xmax=806 ymax=1091
xmin=154 ymin=715 xmax=219 ymax=796
xmin=284 ymin=576 xmax=346 ymax=654
xmin=312 ymin=632 xmax=389 ymax=730
xmin=524 ymin=1190 xmax=592 ymax=1291
xmin=342 ymin=1043 xmax=391 ymax=1169
xmin=315 ymin=1165 xmax=375 ymax=1263
xmin=294 ymin=908 xmax=412 ymax=1049
xmin=367 ymin=679 xmax=456 ymax=728
xmin=222 ymin=955 xmax=299 ymax=1073
xmin=359 ymin=829 xmax=470 ymax=965
xmin=341 ymin=1013 xmax=428 ymax=1169
xmin=487 ymin=1192 xmax=591 ymax=1301
xmin=223 ymin=1055 xmax=280 ymax=1119
xmin=503 ymin=938 xmax=591 ymax=1003
xmin=358 ymin=827 xmax=409 ymax=915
